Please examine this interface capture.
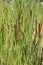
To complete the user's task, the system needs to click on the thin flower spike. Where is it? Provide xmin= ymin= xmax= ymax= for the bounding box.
xmin=16 ymin=22 xmax=20 ymax=41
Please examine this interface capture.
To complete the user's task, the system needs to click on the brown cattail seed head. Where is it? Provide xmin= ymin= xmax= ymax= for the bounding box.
xmin=30 ymin=10 xmax=32 ymax=17
xmin=16 ymin=22 xmax=20 ymax=41
xmin=37 ymin=22 xmax=41 ymax=38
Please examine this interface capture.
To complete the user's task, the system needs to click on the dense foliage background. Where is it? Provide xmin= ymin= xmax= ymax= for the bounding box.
xmin=0 ymin=0 xmax=43 ymax=65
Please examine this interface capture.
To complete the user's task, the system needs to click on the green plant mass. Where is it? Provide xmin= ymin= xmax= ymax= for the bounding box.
xmin=0 ymin=0 xmax=43 ymax=65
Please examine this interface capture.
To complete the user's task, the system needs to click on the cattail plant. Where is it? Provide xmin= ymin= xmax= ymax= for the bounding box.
xmin=0 ymin=0 xmax=42 ymax=65
xmin=37 ymin=22 xmax=41 ymax=38
xmin=37 ymin=18 xmax=41 ymax=38
xmin=30 ymin=10 xmax=32 ymax=18
xmin=16 ymin=22 xmax=20 ymax=42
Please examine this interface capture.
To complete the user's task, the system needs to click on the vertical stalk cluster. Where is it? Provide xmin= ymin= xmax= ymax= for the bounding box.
xmin=0 ymin=0 xmax=42 ymax=65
